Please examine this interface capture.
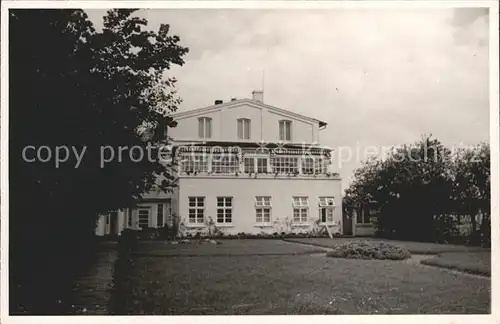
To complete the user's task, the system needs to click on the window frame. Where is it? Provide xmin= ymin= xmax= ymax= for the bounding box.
xmin=188 ymin=196 xmax=205 ymax=225
xmin=181 ymin=153 xmax=209 ymax=173
xmin=279 ymin=120 xmax=292 ymax=141
xmin=356 ymin=204 xmax=372 ymax=224
xmin=157 ymin=203 xmax=164 ymax=228
xmin=271 ymin=156 xmax=299 ymax=174
xmin=137 ymin=207 xmax=151 ymax=229
xmin=211 ymin=153 xmax=239 ymax=174
xmin=198 ymin=117 xmax=212 ymax=139
xmin=127 ymin=209 xmax=132 ymax=227
xmin=257 ymin=157 xmax=269 ymax=173
xmin=292 ymin=196 xmax=309 ymax=224
xmin=237 ymin=118 xmax=251 ymax=140
xmin=255 ymin=196 xmax=272 ymax=225
xmin=318 ymin=197 xmax=335 ymax=224
xmin=216 ymin=197 xmax=233 ymax=225
xmin=243 ymin=154 xmax=269 ymax=174
xmin=301 ymin=156 xmax=327 ymax=175
xmin=243 ymin=156 xmax=255 ymax=173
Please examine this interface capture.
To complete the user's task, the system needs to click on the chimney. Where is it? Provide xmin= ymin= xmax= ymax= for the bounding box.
xmin=214 ymin=100 xmax=223 ymax=105
xmin=252 ymin=90 xmax=264 ymax=103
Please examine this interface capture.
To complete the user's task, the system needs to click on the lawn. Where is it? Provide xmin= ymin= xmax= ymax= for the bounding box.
xmin=109 ymin=240 xmax=490 ymax=315
xmin=282 ymin=237 xmax=491 ymax=277
xmin=421 ymin=252 xmax=491 ymax=276
xmin=128 ymin=239 xmax=326 ymax=257
xmin=282 ymin=237 xmax=490 ymax=254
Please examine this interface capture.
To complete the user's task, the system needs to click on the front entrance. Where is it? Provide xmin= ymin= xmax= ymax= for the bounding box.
xmin=342 ymin=208 xmax=353 ymax=235
xmin=138 ymin=207 xmax=152 ymax=229
xmin=109 ymin=211 xmax=118 ymax=235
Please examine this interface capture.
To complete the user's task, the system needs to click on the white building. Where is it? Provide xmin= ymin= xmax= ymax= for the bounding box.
xmin=96 ymin=90 xmax=350 ymax=236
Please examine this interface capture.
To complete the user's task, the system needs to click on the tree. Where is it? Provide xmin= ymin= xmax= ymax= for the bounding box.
xmin=344 ymin=135 xmax=454 ymax=241
xmin=10 ymin=9 xmax=188 ymax=313
xmin=345 ymin=135 xmax=490 ymax=245
xmin=451 ymin=143 xmax=490 ymax=244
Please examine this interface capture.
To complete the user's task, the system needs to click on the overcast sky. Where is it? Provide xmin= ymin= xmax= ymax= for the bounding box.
xmin=85 ymin=8 xmax=490 ymax=191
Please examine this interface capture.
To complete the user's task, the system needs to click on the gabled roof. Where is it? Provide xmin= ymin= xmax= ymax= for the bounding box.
xmin=171 ymin=98 xmax=327 ymax=128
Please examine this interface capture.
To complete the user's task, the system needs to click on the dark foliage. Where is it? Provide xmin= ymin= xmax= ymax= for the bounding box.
xmin=344 ymin=135 xmax=490 ymax=246
xmin=9 ymin=9 xmax=188 ymax=314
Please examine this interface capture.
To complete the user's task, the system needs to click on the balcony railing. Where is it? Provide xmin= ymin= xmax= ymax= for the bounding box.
xmin=177 ymin=170 xmax=340 ymax=179
xmin=170 ymin=144 xmax=340 ymax=179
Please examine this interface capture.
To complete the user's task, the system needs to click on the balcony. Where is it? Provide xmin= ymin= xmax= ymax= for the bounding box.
xmin=177 ymin=170 xmax=340 ymax=179
xmin=171 ymin=143 xmax=340 ymax=180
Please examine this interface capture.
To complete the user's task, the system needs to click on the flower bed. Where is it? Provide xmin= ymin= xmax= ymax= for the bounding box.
xmin=118 ymin=229 xmax=334 ymax=241
xmin=166 ymin=238 xmax=221 ymax=245
xmin=326 ymin=241 xmax=411 ymax=260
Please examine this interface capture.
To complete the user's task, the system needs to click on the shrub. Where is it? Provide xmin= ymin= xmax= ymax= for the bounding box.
xmin=326 ymin=241 xmax=411 ymax=260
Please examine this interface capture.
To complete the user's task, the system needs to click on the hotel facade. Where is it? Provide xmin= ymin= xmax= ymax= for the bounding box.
xmin=95 ymin=90 xmax=356 ymax=236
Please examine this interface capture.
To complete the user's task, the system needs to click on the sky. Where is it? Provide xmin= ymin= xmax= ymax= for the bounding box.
xmin=85 ymin=7 xmax=490 ymax=191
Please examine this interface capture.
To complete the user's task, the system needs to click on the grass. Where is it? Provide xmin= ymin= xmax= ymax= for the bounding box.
xmin=421 ymin=252 xmax=491 ymax=276
xmin=283 ymin=237 xmax=491 ymax=277
xmin=283 ymin=237 xmax=489 ymax=254
xmin=127 ymin=239 xmax=326 ymax=257
xmin=109 ymin=240 xmax=490 ymax=315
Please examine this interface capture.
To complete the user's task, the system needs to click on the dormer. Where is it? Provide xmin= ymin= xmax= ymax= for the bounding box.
xmin=237 ymin=118 xmax=251 ymax=140
xmin=197 ymin=116 xmax=212 ymax=140
xmin=278 ymin=119 xmax=292 ymax=142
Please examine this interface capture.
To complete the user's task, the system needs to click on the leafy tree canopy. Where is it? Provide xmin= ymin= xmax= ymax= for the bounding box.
xmin=343 ymin=135 xmax=490 ymax=241
xmin=10 ymin=9 xmax=188 ymax=232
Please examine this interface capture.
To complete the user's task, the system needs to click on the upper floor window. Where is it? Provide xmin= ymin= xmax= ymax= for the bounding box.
xmin=279 ymin=120 xmax=292 ymax=141
xmin=211 ymin=153 xmax=239 ymax=174
xmin=198 ymin=117 xmax=212 ymax=139
xmin=302 ymin=156 xmax=327 ymax=175
xmin=181 ymin=154 xmax=209 ymax=173
xmin=272 ymin=156 xmax=299 ymax=174
xmin=237 ymin=118 xmax=251 ymax=140
xmin=244 ymin=155 xmax=269 ymax=174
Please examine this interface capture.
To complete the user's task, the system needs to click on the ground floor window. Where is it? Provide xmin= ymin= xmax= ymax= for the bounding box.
xmin=320 ymin=208 xmax=334 ymax=223
xmin=255 ymin=196 xmax=272 ymax=224
xmin=356 ymin=204 xmax=371 ymax=224
xmin=157 ymin=204 xmax=164 ymax=227
xmin=292 ymin=196 xmax=309 ymax=223
xmin=138 ymin=207 xmax=151 ymax=228
xmin=127 ymin=209 xmax=132 ymax=227
xmin=188 ymin=196 xmax=205 ymax=224
xmin=318 ymin=197 xmax=335 ymax=223
xmin=217 ymin=197 xmax=233 ymax=224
